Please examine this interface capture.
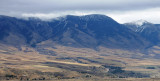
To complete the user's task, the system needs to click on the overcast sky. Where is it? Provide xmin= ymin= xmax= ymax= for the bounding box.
xmin=0 ymin=0 xmax=160 ymax=23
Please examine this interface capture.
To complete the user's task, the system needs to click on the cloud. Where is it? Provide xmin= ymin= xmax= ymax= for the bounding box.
xmin=1 ymin=0 xmax=160 ymax=12
xmin=21 ymin=11 xmax=94 ymax=19
xmin=0 ymin=0 xmax=160 ymax=23
xmin=108 ymin=8 xmax=160 ymax=24
xmin=21 ymin=8 xmax=160 ymax=24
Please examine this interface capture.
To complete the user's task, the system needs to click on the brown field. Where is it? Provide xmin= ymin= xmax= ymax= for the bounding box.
xmin=1 ymin=43 xmax=160 ymax=80
xmin=1 ymin=78 xmax=160 ymax=81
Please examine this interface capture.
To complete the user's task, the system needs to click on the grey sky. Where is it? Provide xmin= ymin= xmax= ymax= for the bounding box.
xmin=0 ymin=0 xmax=160 ymax=23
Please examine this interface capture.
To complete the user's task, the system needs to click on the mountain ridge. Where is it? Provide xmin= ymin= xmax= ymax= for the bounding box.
xmin=0 ymin=14 xmax=158 ymax=50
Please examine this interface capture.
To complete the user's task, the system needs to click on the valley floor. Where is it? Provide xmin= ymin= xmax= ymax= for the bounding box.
xmin=1 ymin=43 xmax=160 ymax=80
xmin=1 ymin=78 xmax=160 ymax=81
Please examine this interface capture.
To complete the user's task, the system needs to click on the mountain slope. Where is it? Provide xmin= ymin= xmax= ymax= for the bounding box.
xmin=0 ymin=16 xmax=53 ymax=46
xmin=49 ymin=14 xmax=148 ymax=49
xmin=125 ymin=20 xmax=160 ymax=45
xmin=0 ymin=14 xmax=150 ymax=49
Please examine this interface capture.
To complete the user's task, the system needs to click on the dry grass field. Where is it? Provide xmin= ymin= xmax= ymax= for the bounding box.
xmin=1 ymin=42 xmax=160 ymax=80
xmin=1 ymin=78 xmax=160 ymax=81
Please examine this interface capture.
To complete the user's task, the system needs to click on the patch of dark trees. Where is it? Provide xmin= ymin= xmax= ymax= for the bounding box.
xmin=102 ymin=65 xmax=150 ymax=78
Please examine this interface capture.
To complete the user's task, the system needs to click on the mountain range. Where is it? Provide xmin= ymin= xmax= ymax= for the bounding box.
xmin=0 ymin=14 xmax=160 ymax=51
xmin=1 ymin=14 xmax=160 ymax=80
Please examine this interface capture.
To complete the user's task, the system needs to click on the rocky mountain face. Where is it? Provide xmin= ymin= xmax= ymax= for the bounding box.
xmin=0 ymin=16 xmax=53 ymax=47
xmin=0 ymin=14 xmax=158 ymax=50
xmin=125 ymin=20 xmax=160 ymax=45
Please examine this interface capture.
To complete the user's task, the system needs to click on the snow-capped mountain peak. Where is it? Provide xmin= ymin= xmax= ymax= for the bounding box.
xmin=130 ymin=20 xmax=149 ymax=27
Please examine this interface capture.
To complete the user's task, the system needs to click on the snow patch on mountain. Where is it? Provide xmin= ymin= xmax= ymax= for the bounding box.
xmin=129 ymin=20 xmax=149 ymax=27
